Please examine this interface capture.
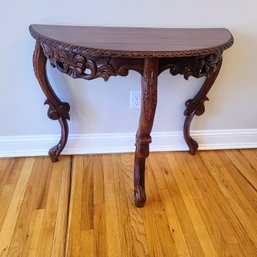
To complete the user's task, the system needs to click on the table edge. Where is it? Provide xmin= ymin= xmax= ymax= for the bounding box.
xmin=29 ymin=24 xmax=234 ymax=58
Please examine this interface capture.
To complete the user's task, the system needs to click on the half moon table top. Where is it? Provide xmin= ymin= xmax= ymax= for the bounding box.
xmin=29 ymin=24 xmax=233 ymax=58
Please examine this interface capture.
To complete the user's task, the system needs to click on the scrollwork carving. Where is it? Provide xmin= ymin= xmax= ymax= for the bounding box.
xmin=183 ymin=58 xmax=223 ymax=154
xmin=45 ymin=99 xmax=70 ymax=120
xmin=184 ymin=97 xmax=208 ymax=117
xmin=159 ymin=53 xmax=222 ymax=79
xmin=41 ymin=44 xmax=143 ymax=81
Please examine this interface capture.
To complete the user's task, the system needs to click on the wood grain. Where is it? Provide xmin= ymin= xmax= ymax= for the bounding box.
xmin=30 ymin=25 xmax=233 ymax=58
xmin=0 ymin=157 xmax=71 ymax=257
xmin=1 ymin=150 xmax=257 ymax=256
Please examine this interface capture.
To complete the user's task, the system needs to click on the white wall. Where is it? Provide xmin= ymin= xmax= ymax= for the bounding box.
xmin=1 ymin=0 xmax=257 ymax=156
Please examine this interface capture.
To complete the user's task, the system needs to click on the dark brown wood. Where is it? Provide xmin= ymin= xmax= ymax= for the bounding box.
xmin=183 ymin=57 xmax=223 ymax=154
xmin=134 ymin=58 xmax=158 ymax=207
xmin=33 ymin=41 xmax=70 ymax=162
xmin=29 ymin=25 xmax=233 ymax=58
xmin=159 ymin=53 xmax=223 ymax=155
xmin=29 ymin=25 xmax=233 ymax=207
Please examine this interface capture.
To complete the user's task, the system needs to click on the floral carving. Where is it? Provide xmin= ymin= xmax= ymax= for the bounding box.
xmin=159 ymin=53 xmax=222 ymax=79
xmin=41 ymin=44 xmax=143 ymax=81
xmin=143 ymin=70 xmax=158 ymax=123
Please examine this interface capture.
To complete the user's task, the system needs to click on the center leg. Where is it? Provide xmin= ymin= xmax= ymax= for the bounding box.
xmin=134 ymin=58 xmax=158 ymax=207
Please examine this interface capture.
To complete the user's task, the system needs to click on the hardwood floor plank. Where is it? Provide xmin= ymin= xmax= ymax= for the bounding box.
xmin=103 ymin=154 xmax=122 ymax=257
xmin=165 ymin=152 xmax=218 ymax=257
xmin=210 ymin=151 xmax=257 ymax=230
xmin=121 ymin=154 xmax=152 ymax=257
xmin=184 ymin=153 xmax=238 ymax=245
xmin=203 ymin=151 xmax=257 ymax=245
xmin=7 ymin=158 xmax=45 ymax=257
xmin=81 ymin=230 xmax=94 ymax=257
xmin=199 ymin=151 xmax=257 ymax=256
xmin=5 ymin=158 xmax=24 ymax=185
xmin=21 ymin=209 xmax=45 ymax=257
xmin=159 ymin=154 xmax=205 ymax=257
xmin=51 ymin=157 xmax=71 ymax=257
xmin=146 ymin=158 xmax=178 ymax=257
xmin=81 ymin=155 xmax=94 ymax=230
xmin=239 ymin=149 xmax=257 ymax=171
xmin=175 ymin=152 xmax=238 ymax=256
xmin=0 ymin=158 xmax=34 ymax=257
xmin=0 ymin=184 xmax=16 ymax=231
xmin=93 ymin=155 xmax=107 ymax=257
xmin=225 ymin=150 xmax=257 ymax=190
xmin=0 ymin=158 xmax=25 ymax=231
xmin=0 ymin=159 xmax=15 ymax=196
xmin=1 ymin=149 xmax=257 ymax=257
xmin=36 ymin=157 xmax=70 ymax=257
xmin=227 ymin=243 xmax=246 ymax=257
xmin=150 ymin=153 xmax=197 ymax=256
xmin=219 ymin=151 xmax=257 ymax=212
xmin=33 ymin=157 xmax=53 ymax=210
xmin=66 ymin=156 xmax=83 ymax=257
xmin=112 ymin=154 xmax=136 ymax=257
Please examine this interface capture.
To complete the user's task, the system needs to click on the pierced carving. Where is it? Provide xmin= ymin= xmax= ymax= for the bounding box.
xmin=41 ymin=44 xmax=143 ymax=81
xmin=159 ymin=53 xmax=222 ymax=79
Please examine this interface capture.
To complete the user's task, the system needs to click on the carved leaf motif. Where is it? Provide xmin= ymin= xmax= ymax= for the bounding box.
xmin=40 ymin=44 xmax=143 ymax=81
xmin=159 ymin=53 xmax=222 ymax=79
xmin=143 ymin=71 xmax=157 ymax=122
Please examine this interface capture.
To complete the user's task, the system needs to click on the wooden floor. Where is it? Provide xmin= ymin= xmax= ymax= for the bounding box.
xmin=0 ymin=150 xmax=257 ymax=257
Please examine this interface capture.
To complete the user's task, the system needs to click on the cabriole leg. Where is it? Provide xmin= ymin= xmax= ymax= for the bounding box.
xmin=33 ymin=41 xmax=70 ymax=162
xmin=183 ymin=59 xmax=223 ymax=154
xmin=134 ymin=58 xmax=158 ymax=207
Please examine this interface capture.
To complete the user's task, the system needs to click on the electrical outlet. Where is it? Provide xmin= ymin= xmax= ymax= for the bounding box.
xmin=130 ymin=90 xmax=141 ymax=109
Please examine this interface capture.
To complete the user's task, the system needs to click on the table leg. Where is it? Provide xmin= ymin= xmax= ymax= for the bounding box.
xmin=134 ymin=58 xmax=158 ymax=207
xmin=183 ymin=59 xmax=223 ymax=154
xmin=33 ymin=41 xmax=70 ymax=162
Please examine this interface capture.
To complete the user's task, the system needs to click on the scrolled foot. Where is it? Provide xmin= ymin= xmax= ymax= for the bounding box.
xmin=134 ymin=185 xmax=146 ymax=208
xmin=49 ymin=144 xmax=61 ymax=162
xmin=188 ymin=138 xmax=199 ymax=155
xmin=49 ymin=117 xmax=69 ymax=162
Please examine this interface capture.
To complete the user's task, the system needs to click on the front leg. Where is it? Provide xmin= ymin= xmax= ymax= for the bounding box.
xmin=33 ymin=41 xmax=70 ymax=162
xmin=134 ymin=58 xmax=158 ymax=207
xmin=183 ymin=58 xmax=223 ymax=154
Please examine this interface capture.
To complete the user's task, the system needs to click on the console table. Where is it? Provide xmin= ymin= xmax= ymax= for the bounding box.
xmin=29 ymin=24 xmax=233 ymax=207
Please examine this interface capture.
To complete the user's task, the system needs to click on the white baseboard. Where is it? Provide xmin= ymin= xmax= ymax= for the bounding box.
xmin=0 ymin=129 xmax=257 ymax=158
